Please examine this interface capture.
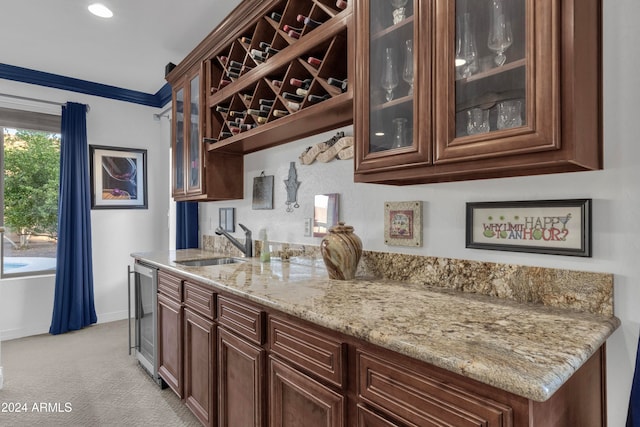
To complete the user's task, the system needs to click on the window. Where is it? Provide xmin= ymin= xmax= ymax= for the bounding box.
xmin=1 ymin=107 xmax=61 ymax=278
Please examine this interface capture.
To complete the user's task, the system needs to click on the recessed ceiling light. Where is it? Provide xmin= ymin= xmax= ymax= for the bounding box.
xmin=88 ymin=3 xmax=113 ymax=18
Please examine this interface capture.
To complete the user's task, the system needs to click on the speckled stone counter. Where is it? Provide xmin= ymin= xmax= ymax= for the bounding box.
xmin=132 ymin=248 xmax=620 ymax=402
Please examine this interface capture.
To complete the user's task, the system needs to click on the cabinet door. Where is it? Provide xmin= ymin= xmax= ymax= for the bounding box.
xmin=184 ymin=308 xmax=216 ymax=427
xmin=157 ymin=293 xmax=183 ymax=397
xmin=434 ymin=0 xmax=555 ymax=162
xmin=172 ymin=82 xmax=186 ymax=196
xmin=269 ymin=356 xmax=345 ymax=427
xmin=218 ymin=327 xmax=266 ymax=427
xmin=355 ymin=0 xmax=432 ymax=173
xmin=185 ymin=66 xmax=204 ymax=196
xmin=172 ymin=65 xmax=205 ymax=198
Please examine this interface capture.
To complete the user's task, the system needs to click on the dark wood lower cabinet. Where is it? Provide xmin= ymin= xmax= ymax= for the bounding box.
xmin=155 ymin=269 xmax=608 ymax=427
xmin=269 ymin=357 xmax=345 ymax=427
xmin=217 ymin=326 xmax=266 ymax=427
xmin=157 ymin=292 xmax=182 ymax=397
xmin=184 ymin=308 xmax=216 ymax=427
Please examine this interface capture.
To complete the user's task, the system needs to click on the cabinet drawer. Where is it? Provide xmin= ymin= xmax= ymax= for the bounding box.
xmin=184 ymin=281 xmax=215 ymax=320
xmin=218 ymin=295 xmax=265 ymax=345
xmin=158 ymin=270 xmax=182 ymax=301
xmin=358 ymin=351 xmax=513 ymax=427
xmin=269 ymin=316 xmax=345 ymax=389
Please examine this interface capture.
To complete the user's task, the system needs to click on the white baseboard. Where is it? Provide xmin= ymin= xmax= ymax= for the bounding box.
xmin=1 ymin=310 xmax=130 ymax=341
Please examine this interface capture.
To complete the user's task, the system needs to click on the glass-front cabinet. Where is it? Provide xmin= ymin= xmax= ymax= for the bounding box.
xmin=355 ymin=0 xmax=431 ymax=172
xmin=172 ymin=65 xmax=204 ymax=198
xmin=355 ymin=0 xmax=602 ymax=183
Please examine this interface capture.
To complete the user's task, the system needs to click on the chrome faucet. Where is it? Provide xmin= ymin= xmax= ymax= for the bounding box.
xmin=215 ymin=223 xmax=253 ymax=258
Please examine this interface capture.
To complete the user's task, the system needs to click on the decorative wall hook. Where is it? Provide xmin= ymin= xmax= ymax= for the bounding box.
xmin=284 ymin=162 xmax=300 ymax=212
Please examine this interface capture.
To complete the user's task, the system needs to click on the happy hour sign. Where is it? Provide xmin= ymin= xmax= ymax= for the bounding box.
xmin=466 ymin=200 xmax=591 ymax=257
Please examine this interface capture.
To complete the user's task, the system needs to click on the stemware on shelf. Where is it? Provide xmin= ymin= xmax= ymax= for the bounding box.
xmin=391 ymin=117 xmax=408 ymax=148
xmin=390 ymin=0 xmax=408 ymax=24
xmin=497 ymin=100 xmax=522 ymax=130
xmin=402 ymin=39 xmax=414 ymax=95
xmin=455 ymin=12 xmax=478 ymax=78
xmin=487 ymin=0 xmax=513 ymax=66
xmin=381 ymin=47 xmax=399 ymax=102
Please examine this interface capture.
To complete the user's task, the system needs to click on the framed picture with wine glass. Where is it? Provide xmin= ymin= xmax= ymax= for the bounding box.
xmin=89 ymin=145 xmax=148 ymax=209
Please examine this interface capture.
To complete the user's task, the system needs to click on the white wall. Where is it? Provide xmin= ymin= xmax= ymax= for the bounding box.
xmin=0 ymin=80 xmax=171 ymax=340
xmin=198 ymin=1 xmax=639 ymax=424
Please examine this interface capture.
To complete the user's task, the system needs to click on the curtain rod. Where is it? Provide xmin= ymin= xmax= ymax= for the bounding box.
xmin=0 ymin=93 xmax=90 ymax=112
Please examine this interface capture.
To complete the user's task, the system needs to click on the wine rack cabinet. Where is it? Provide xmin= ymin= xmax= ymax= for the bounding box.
xmin=203 ymin=0 xmax=353 ymax=154
xmin=166 ymin=0 xmax=353 ymax=200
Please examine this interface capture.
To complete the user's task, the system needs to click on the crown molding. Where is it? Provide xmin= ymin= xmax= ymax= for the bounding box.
xmin=0 ymin=63 xmax=170 ymax=108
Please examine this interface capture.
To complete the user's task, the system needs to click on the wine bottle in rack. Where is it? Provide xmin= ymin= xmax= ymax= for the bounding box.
xmin=307 ymin=94 xmax=330 ymax=103
xmin=256 ymin=116 xmax=268 ymax=124
xmin=265 ymin=46 xmax=280 ymax=55
xmin=290 ymin=78 xmax=312 ymax=89
xmin=283 ymin=24 xmax=303 ymax=33
xmin=250 ymin=49 xmax=268 ymax=62
xmin=336 ymin=0 xmax=348 ymax=10
xmin=259 ymin=104 xmax=272 ymax=113
xmin=220 ymin=131 xmax=233 ymax=138
xmin=295 ymin=88 xmax=309 ymax=97
xmin=259 ymin=42 xmax=271 ymax=50
xmin=296 ymin=14 xmax=323 ymax=29
xmin=282 ymin=92 xmax=305 ymax=102
xmin=287 ymin=29 xmax=301 ymax=39
xmin=241 ymin=36 xmax=252 ymax=44
xmin=241 ymin=93 xmax=253 ymax=102
xmin=273 ymin=109 xmax=289 ymax=117
xmin=247 ymin=108 xmax=269 ymax=118
xmin=270 ymin=12 xmax=282 ymax=22
xmin=204 ymin=137 xmax=218 ymax=144
xmin=327 ymin=77 xmax=348 ymax=92
xmin=259 ymin=98 xmax=275 ymax=106
xmin=218 ymin=55 xmax=228 ymax=65
xmin=286 ymin=101 xmax=301 ymax=111
xmin=215 ymin=105 xmax=229 ymax=113
xmin=272 ymin=79 xmax=283 ymax=87
xmin=227 ymin=69 xmax=241 ymax=79
xmin=229 ymin=110 xmax=247 ymax=118
xmin=307 ymin=56 xmax=322 ymax=68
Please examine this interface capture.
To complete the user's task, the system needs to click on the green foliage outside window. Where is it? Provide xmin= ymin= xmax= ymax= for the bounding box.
xmin=3 ymin=130 xmax=60 ymax=247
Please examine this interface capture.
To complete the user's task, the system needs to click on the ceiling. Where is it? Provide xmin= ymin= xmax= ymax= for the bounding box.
xmin=1 ymin=0 xmax=243 ymax=95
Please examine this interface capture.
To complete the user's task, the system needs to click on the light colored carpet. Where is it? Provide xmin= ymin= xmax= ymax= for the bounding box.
xmin=0 ymin=319 xmax=201 ymax=426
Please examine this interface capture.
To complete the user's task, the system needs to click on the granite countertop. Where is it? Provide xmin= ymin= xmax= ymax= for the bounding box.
xmin=132 ymin=249 xmax=620 ymax=402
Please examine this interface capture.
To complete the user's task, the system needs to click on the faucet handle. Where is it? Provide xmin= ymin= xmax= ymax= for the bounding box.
xmin=238 ymin=223 xmax=251 ymax=236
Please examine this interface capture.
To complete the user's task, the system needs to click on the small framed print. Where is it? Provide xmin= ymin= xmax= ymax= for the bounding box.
xmin=219 ymin=207 xmax=235 ymax=232
xmin=90 ymin=145 xmax=147 ymax=209
xmin=466 ymin=199 xmax=592 ymax=257
xmin=384 ymin=201 xmax=423 ymax=247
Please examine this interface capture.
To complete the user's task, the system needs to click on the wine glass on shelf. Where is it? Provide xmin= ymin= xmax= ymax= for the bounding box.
xmin=487 ymin=0 xmax=513 ymax=66
xmin=456 ymin=12 xmax=478 ymax=78
xmin=381 ymin=47 xmax=399 ymax=102
xmin=390 ymin=0 xmax=408 ymax=24
xmin=402 ymin=40 xmax=414 ymax=95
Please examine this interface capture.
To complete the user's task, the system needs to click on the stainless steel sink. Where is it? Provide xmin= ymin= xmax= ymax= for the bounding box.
xmin=174 ymin=257 xmax=245 ymax=267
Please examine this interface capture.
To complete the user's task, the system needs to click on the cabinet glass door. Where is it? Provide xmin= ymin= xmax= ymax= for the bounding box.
xmin=186 ymin=74 xmax=202 ymax=194
xmin=355 ymin=0 xmax=431 ymax=173
xmin=435 ymin=0 xmax=557 ymax=163
xmin=173 ymin=87 xmax=185 ymax=195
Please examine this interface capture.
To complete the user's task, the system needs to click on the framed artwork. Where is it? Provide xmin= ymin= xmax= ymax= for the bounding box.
xmin=252 ymin=172 xmax=274 ymax=210
xmin=219 ymin=208 xmax=235 ymax=232
xmin=466 ymin=199 xmax=592 ymax=257
xmin=384 ymin=201 xmax=423 ymax=247
xmin=90 ymin=145 xmax=147 ymax=209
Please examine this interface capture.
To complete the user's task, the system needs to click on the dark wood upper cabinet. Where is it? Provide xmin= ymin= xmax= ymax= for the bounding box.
xmin=354 ymin=0 xmax=602 ymax=184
